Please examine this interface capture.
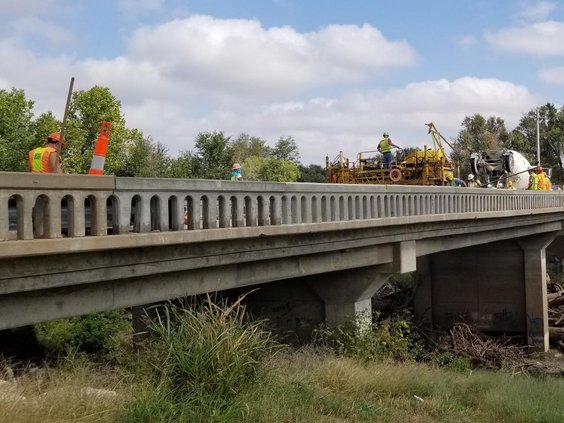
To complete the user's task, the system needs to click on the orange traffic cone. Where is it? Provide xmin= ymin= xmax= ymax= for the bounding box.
xmin=88 ymin=121 xmax=111 ymax=175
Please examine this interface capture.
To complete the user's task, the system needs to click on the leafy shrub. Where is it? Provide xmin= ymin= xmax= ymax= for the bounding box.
xmin=35 ymin=310 xmax=130 ymax=358
xmin=429 ymin=352 xmax=473 ymax=373
xmin=314 ymin=311 xmax=424 ymax=361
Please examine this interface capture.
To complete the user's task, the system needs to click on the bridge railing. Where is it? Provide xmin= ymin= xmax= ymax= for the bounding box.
xmin=1 ymin=171 xmax=564 ymax=241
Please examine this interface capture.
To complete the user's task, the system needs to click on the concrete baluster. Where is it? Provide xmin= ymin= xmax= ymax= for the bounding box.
xmin=0 ymin=192 xmax=8 ymax=241
xmin=45 ymin=193 xmax=62 ymax=239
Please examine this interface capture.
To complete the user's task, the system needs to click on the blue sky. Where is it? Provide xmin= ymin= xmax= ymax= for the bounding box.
xmin=1 ymin=0 xmax=564 ymax=164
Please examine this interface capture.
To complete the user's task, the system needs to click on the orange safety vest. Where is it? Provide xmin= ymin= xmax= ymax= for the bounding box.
xmin=28 ymin=146 xmax=57 ymax=173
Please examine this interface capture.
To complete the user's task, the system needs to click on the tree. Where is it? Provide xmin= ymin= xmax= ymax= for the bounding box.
xmin=167 ymin=151 xmax=198 ymax=179
xmin=118 ymin=131 xmax=171 ymax=177
xmin=63 ymin=86 xmax=130 ymax=175
xmin=272 ymin=136 xmax=300 ymax=164
xmin=298 ymin=164 xmax=326 ymax=182
xmin=0 ymin=88 xmax=36 ymax=171
xmin=230 ymin=133 xmax=270 ymax=165
xmin=511 ymin=103 xmax=564 ymax=183
xmin=192 ymin=131 xmax=234 ymax=179
xmin=450 ymin=114 xmax=510 ymax=178
xmin=257 ymin=158 xmax=300 ymax=182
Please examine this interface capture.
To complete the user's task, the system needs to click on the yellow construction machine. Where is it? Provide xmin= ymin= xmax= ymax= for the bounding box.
xmin=326 ymin=122 xmax=455 ymax=185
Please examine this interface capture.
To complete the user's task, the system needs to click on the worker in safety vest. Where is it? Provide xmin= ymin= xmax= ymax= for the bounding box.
xmin=536 ymin=166 xmax=551 ymax=191
xmin=28 ymin=132 xmax=62 ymax=173
xmin=467 ymin=173 xmax=481 ymax=188
xmin=377 ymin=132 xmax=400 ymax=169
xmin=527 ymin=167 xmax=539 ymax=190
xmin=506 ymin=180 xmax=516 ymax=190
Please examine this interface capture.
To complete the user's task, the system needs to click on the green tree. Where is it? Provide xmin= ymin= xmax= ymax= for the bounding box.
xmin=231 ymin=133 xmax=270 ymax=165
xmin=257 ymin=158 xmax=300 ymax=182
xmin=63 ymin=86 xmax=130 ymax=175
xmin=272 ymin=136 xmax=300 ymax=164
xmin=298 ymin=164 xmax=326 ymax=182
xmin=192 ymin=131 xmax=234 ymax=179
xmin=511 ymin=103 xmax=564 ymax=183
xmin=0 ymin=88 xmax=36 ymax=171
xmin=167 ymin=151 xmax=198 ymax=178
xmin=450 ymin=114 xmax=510 ymax=178
xmin=119 ymin=131 xmax=171 ymax=177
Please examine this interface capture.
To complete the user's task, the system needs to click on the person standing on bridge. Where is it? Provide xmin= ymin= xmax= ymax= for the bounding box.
xmin=28 ymin=132 xmax=62 ymax=174
xmin=231 ymin=163 xmax=243 ymax=181
xmin=467 ymin=174 xmax=481 ymax=188
xmin=527 ymin=167 xmax=539 ymax=190
xmin=377 ymin=132 xmax=400 ymax=169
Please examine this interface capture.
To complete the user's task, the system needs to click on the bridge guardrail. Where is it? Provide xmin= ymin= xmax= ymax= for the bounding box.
xmin=1 ymin=171 xmax=564 ymax=241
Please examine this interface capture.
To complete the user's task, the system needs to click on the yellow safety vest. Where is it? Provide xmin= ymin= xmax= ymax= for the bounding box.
xmin=537 ymin=173 xmax=547 ymax=190
xmin=379 ymin=138 xmax=391 ymax=153
xmin=529 ymin=173 xmax=539 ymax=190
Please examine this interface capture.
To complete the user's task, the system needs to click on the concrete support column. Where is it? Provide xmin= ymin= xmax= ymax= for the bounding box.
xmin=307 ymin=266 xmax=392 ymax=329
xmin=519 ymin=234 xmax=556 ymax=352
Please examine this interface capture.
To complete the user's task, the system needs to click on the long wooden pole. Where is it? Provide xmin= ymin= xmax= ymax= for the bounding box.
xmin=59 ymin=76 xmax=75 ymax=150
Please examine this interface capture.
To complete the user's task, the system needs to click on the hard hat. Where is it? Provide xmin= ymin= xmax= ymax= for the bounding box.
xmin=446 ymin=174 xmax=453 ymax=180
xmin=232 ymin=163 xmax=241 ymax=170
xmin=383 ymin=132 xmax=389 ymax=137
xmin=45 ymin=132 xmax=61 ymax=142
xmin=468 ymin=173 xmax=474 ymax=180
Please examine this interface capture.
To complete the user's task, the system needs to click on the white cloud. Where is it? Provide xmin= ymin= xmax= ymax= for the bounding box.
xmin=125 ymin=16 xmax=417 ymax=97
xmin=485 ymin=21 xmax=564 ymax=56
xmin=518 ymin=1 xmax=556 ymax=22
xmin=0 ymin=15 xmax=540 ymax=165
xmin=539 ymin=66 xmax=564 ymax=85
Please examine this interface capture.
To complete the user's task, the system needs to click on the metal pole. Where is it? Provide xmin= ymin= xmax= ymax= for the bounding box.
xmin=536 ymin=108 xmax=540 ymax=165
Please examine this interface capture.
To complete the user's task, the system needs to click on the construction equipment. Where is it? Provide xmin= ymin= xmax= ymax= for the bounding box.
xmin=326 ymin=122 xmax=454 ymax=185
xmin=470 ymin=150 xmax=532 ymax=189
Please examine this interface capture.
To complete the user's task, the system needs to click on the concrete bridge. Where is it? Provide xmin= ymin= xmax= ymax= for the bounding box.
xmin=1 ymin=171 xmax=564 ymax=351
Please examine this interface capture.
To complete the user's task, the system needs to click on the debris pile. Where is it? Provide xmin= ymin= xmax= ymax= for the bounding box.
xmin=437 ymin=323 xmax=527 ymax=370
xmin=548 ymin=279 xmax=564 ymax=351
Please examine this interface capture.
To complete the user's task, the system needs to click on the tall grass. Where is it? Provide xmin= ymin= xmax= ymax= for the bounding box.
xmin=120 ymin=296 xmax=279 ymax=422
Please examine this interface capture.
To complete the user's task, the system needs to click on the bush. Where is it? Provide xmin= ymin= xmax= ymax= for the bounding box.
xmin=35 ymin=310 xmax=130 ymax=358
xmin=314 ymin=311 xmax=424 ymax=362
xmin=429 ymin=352 xmax=473 ymax=373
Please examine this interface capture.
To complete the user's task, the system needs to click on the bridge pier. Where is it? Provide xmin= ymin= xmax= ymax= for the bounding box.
xmin=307 ymin=267 xmax=392 ymax=330
xmin=415 ymin=236 xmax=556 ymax=352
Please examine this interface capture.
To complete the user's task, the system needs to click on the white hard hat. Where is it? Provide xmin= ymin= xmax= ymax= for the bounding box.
xmin=468 ymin=173 xmax=474 ymax=180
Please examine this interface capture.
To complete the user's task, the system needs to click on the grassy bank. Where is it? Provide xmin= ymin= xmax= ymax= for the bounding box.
xmin=1 ymin=300 xmax=563 ymax=423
